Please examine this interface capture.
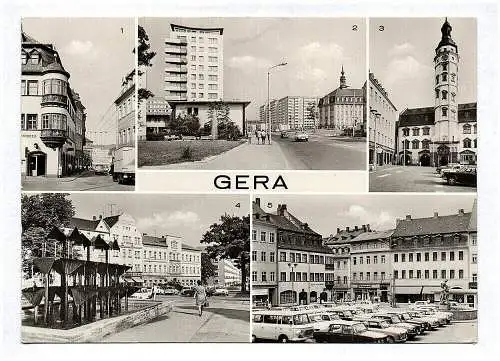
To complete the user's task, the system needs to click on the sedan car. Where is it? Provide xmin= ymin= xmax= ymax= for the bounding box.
xmin=164 ymin=134 xmax=183 ymax=141
xmin=436 ymin=163 xmax=461 ymax=174
xmin=371 ymin=313 xmax=421 ymax=338
xmin=180 ymin=287 xmax=195 ymax=297
xmin=213 ymin=287 xmax=229 ymax=296
xmin=442 ymin=166 xmax=477 ymax=186
xmin=163 ymin=287 xmax=179 ymax=295
xmin=294 ymin=131 xmax=309 ymax=142
xmin=353 ymin=317 xmax=408 ymax=343
xmin=313 ymin=320 xmax=389 ymax=343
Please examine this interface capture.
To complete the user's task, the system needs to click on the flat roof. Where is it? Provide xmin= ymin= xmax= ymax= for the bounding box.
xmin=169 ymin=100 xmax=251 ymax=107
xmin=170 ymin=24 xmax=224 ymax=35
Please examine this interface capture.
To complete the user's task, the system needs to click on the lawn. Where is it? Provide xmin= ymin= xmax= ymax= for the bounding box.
xmin=138 ymin=139 xmax=245 ymax=167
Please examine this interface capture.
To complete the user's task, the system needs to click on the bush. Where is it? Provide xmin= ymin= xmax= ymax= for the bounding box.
xmin=181 ymin=145 xmax=193 ymax=160
xmin=146 ymin=133 xmax=165 ymax=141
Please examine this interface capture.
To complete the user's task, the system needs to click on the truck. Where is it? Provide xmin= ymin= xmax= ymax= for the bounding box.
xmin=112 ymin=146 xmax=135 ymax=184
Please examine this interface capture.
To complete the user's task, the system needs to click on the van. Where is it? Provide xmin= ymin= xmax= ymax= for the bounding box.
xmin=252 ymin=309 xmax=315 ymax=343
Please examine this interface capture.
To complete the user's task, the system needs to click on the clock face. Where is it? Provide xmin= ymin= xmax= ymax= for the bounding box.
xmin=442 ymin=55 xmax=449 ymax=61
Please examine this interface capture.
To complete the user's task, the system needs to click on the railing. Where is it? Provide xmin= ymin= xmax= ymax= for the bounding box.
xmin=165 ymin=84 xmax=187 ymax=91
xmin=165 ymin=75 xmax=187 ymax=82
xmin=325 ymin=264 xmax=335 ymax=271
xmin=165 ymin=56 xmax=187 ymax=64
xmin=40 ymin=129 xmax=67 ymax=139
xmin=165 ymin=66 xmax=188 ymax=73
xmin=41 ymin=94 xmax=68 ymax=108
xmin=468 ymin=282 xmax=477 ymax=289
xmin=165 ymin=46 xmax=187 ymax=54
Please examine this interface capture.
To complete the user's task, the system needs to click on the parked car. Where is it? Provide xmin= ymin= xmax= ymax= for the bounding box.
xmin=294 ymin=131 xmax=309 ymax=142
xmin=436 ymin=163 xmax=461 ymax=174
xmin=307 ymin=311 xmax=341 ymax=332
xmin=213 ymin=287 xmax=229 ymax=296
xmin=252 ymin=309 xmax=315 ymax=343
xmin=312 ymin=320 xmax=389 ymax=343
xmin=405 ymin=310 xmax=441 ymax=329
xmin=353 ymin=317 xmax=408 ymax=343
xmin=280 ymin=131 xmax=289 ymax=138
xmin=163 ymin=287 xmax=179 ymax=295
xmin=371 ymin=313 xmax=421 ymax=338
xmin=442 ymin=165 xmax=477 ymax=186
xmin=180 ymin=286 xmax=195 ymax=297
xmin=384 ymin=310 xmax=431 ymax=332
xmin=93 ymin=164 xmax=110 ymax=175
xmin=164 ymin=134 xmax=183 ymax=141
xmin=448 ymin=301 xmax=473 ymax=310
xmin=130 ymin=287 xmax=152 ymax=300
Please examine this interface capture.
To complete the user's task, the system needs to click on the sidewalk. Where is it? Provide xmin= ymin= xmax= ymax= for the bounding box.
xmin=142 ymin=136 xmax=291 ymax=170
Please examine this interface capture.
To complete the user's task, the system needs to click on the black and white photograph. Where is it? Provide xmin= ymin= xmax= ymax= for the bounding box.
xmin=137 ymin=18 xmax=367 ymax=170
xmin=21 ymin=18 xmax=136 ymax=191
xmin=20 ymin=193 xmax=250 ymax=343
xmin=251 ymin=194 xmax=477 ymax=343
xmin=369 ymin=18 xmax=477 ymax=192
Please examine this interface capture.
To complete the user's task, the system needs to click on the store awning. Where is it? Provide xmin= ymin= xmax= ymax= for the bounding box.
xmin=252 ymin=288 xmax=270 ymax=296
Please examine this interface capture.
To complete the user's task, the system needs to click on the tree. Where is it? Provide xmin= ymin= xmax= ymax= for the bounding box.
xmin=306 ymin=103 xmax=317 ymax=130
xmin=201 ymin=253 xmax=216 ymax=284
xmin=136 ymin=25 xmax=156 ymax=102
xmin=200 ymin=214 xmax=250 ymax=292
xmin=21 ymin=194 xmax=75 ymax=276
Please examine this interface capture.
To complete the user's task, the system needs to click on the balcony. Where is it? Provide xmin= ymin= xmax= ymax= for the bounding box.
xmin=165 ymin=56 xmax=187 ymax=64
xmin=41 ymin=94 xmax=68 ymax=108
xmin=40 ymin=129 xmax=67 ymax=149
xmin=166 ymin=95 xmax=188 ymax=101
xmin=165 ymin=46 xmax=187 ymax=55
xmin=166 ymin=38 xmax=187 ymax=46
xmin=165 ymin=66 xmax=188 ymax=73
xmin=165 ymin=83 xmax=188 ymax=92
xmin=165 ymin=74 xmax=187 ymax=82
xmin=325 ymin=264 xmax=335 ymax=271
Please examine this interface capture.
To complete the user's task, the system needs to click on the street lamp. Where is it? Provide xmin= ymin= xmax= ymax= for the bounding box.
xmin=267 ymin=62 xmax=287 ymax=144
xmin=288 ymin=262 xmax=298 ymax=305
xmin=403 ymin=133 xmax=407 ymax=167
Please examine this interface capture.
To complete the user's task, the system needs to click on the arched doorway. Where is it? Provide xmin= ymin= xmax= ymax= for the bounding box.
xmin=437 ymin=145 xmax=450 ymax=166
xmin=419 ymin=151 xmax=431 ymax=166
xmin=298 ymin=290 xmax=308 ymax=305
xmin=310 ymin=291 xmax=318 ymax=303
xmin=27 ymin=151 xmax=46 ymax=176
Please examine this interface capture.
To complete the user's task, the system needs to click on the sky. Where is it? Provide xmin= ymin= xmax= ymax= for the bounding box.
xmin=140 ymin=17 xmax=366 ymax=120
xmin=68 ymin=194 xmax=249 ymax=247
xmin=370 ymin=17 xmax=477 ymax=111
xmin=22 ymin=18 xmax=135 ymax=145
xmin=254 ymin=194 xmax=476 ymax=238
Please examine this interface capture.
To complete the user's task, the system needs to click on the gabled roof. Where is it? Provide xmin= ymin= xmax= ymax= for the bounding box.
xmin=399 ymin=103 xmax=477 ymax=127
xmin=68 ymin=217 xmax=100 ymax=232
xmin=103 ymin=215 xmax=120 ymax=229
xmin=142 ymin=235 xmax=168 ymax=247
xmin=324 ymin=228 xmax=368 ymax=245
xmin=392 ymin=213 xmax=472 ymax=238
xmin=350 ymin=230 xmax=394 ymax=243
xmin=468 ymin=199 xmax=477 ymax=232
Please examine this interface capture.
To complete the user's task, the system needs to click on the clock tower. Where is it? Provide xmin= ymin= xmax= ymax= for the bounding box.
xmin=432 ymin=18 xmax=460 ymax=166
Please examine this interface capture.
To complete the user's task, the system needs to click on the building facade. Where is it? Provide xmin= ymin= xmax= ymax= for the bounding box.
xmin=252 ymin=199 xmax=279 ymax=305
xmin=21 ymin=32 xmax=87 ymax=177
xmin=259 ymin=97 xmax=319 ymax=131
xmin=396 ymin=19 xmax=477 ymax=166
xmin=213 ymin=259 xmax=241 ymax=287
xmin=141 ymin=235 xmax=170 ymax=287
xmin=145 ymin=98 xmax=171 ymax=135
xmin=165 ymin=24 xmax=223 ymax=102
xmin=180 ymin=244 xmax=202 ymax=286
xmin=318 ymin=67 xmax=365 ymax=133
xmin=369 ymin=72 xmax=398 ymax=166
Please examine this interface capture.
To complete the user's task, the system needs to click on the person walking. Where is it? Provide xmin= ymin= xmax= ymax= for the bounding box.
xmin=193 ymin=280 xmax=207 ymax=317
xmin=255 ymin=130 xmax=259 ymax=144
xmin=261 ymin=131 xmax=266 ymax=145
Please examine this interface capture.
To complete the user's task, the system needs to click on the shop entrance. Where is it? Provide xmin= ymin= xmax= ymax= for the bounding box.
xmin=27 ymin=151 xmax=46 ymax=176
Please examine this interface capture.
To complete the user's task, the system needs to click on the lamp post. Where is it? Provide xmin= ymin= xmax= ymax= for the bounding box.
xmin=288 ymin=262 xmax=298 ymax=305
xmin=403 ymin=133 xmax=407 ymax=167
xmin=267 ymin=62 xmax=287 ymax=144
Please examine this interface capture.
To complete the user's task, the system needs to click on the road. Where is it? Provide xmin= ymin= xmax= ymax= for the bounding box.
xmin=102 ymin=295 xmax=250 ymax=342
xmin=273 ymin=134 xmax=366 ymax=170
xmin=370 ymin=166 xmax=476 ymax=192
xmin=22 ymin=171 xmax=134 ymax=191
xmin=409 ymin=320 xmax=477 ymax=343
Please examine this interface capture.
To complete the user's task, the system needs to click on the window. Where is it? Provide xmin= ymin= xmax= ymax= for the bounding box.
xmin=401 ymin=254 xmax=406 ymax=262
xmin=366 ymin=256 xmax=370 ymax=265
xmin=393 ymin=270 xmax=398 ymax=279
xmin=30 ymin=53 xmax=40 ymax=64
xmin=252 ymin=229 xmax=257 ymax=240
xmin=409 ymin=253 xmax=414 ymax=262
xmin=472 ymin=254 xmax=477 ymax=263
xmin=394 ymin=254 xmax=398 ymax=262
xmin=441 ymin=252 xmax=446 ymax=261
xmin=381 ymin=255 xmax=386 ymax=264
xmin=442 ymin=90 xmax=448 ymax=100
xmin=209 ymin=37 xmax=217 ymax=44
xmin=374 ymin=255 xmax=378 ymax=264
xmin=359 ymin=273 xmax=363 ymax=281
xmin=309 ymin=255 xmax=314 ymax=264
xmin=260 ymin=231 xmax=266 ymax=242
xmin=380 ymin=272 xmax=385 ymax=280
xmin=315 ymin=255 xmax=320 ymax=264
xmin=471 ymin=235 xmax=477 ymax=246
xmin=442 ymin=63 xmax=448 ymax=71
xmin=252 ymin=271 xmax=257 ymax=282
xmin=261 ymin=252 xmax=266 ymax=262
xmin=208 ymin=56 xmax=218 ymax=62
xmin=433 ymin=270 xmax=438 ymax=279
xmin=435 ymin=89 xmax=439 ymax=99
xmin=302 ymin=272 xmax=307 ymax=281
xmin=208 ymin=93 xmax=217 ymax=99
xmin=459 ymin=251 xmax=463 ymax=260
xmin=442 ymin=73 xmax=447 ymax=81
xmin=198 ymin=65 xmax=204 ymax=71
xmin=191 ymin=74 xmax=196 ymax=80
xmin=28 ymin=80 xmax=38 ymax=95
xmin=290 ymin=253 xmax=295 ymax=263
xmin=269 ymin=233 xmax=275 ymax=243
xmin=21 ymin=52 xmax=27 ymax=64
xmin=412 ymin=139 xmax=419 ymax=149
xmin=302 ymin=254 xmax=307 ymax=263
xmin=198 ymin=93 xmax=204 ymax=98
xmin=208 ymin=84 xmax=218 ymax=90
xmin=449 ymin=251 xmax=455 ymax=261
xmin=416 ymin=253 xmax=421 ymax=262
xmin=26 ymin=114 xmax=38 ymax=130
xmin=417 ymin=270 xmax=422 ymax=279
xmin=463 ymin=138 xmax=472 ymax=148
xmin=423 ymin=127 xmax=430 ymax=135
xmin=409 ymin=270 xmax=413 ymax=279
xmin=251 ymin=251 xmax=257 ymax=261
xmin=422 ymin=139 xmax=431 ymax=150
xmin=442 ymin=107 xmax=448 ymax=117
xmin=261 ymin=272 xmax=267 ymax=282
xmin=433 ymin=252 xmax=438 ymax=261
xmin=435 ymin=75 xmax=439 ymax=84
xmin=412 ymin=128 xmax=420 ymax=136
xmin=319 ymin=256 xmax=324 ymax=264
xmin=353 ymin=257 xmax=357 ymax=265
xmin=472 ymin=273 xmax=477 ymax=283
xmin=270 ymin=252 xmax=275 ymax=263
xmin=366 ymin=272 xmax=371 ymax=281
xmin=425 ymin=270 xmax=429 ymax=279
xmin=208 ymin=74 xmax=218 ymax=81
xmin=401 ymin=270 xmax=406 ymax=279
xmin=280 ymin=272 xmax=286 ymax=282
xmin=198 ymin=56 xmax=204 ymax=62
xmin=21 ymin=114 xmax=25 ymax=130
xmin=198 ymin=74 xmax=204 ymax=80
xmin=270 ymin=272 xmax=275 ymax=281
xmin=441 ymin=270 xmax=446 ymax=279
xmin=208 ymin=66 xmax=218 ymax=72
xmin=198 ymin=83 xmax=204 ymax=89
xmin=280 ymin=252 xmax=286 ymax=262
xmin=449 ymin=270 xmax=455 ymax=279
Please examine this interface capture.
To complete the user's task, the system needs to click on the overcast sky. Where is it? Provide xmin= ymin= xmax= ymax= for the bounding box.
xmin=68 ymin=194 xmax=248 ymax=247
xmin=255 ymin=194 xmax=476 ymax=238
xmin=370 ymin=17 xmax=476 ymax=111
xmin=140 ymin=17 xmax=366 ymax=120
xmin=22 ymin=18 xmax=134 ymax=145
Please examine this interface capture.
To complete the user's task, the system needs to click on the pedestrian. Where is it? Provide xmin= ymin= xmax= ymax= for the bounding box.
xmin=193 ymin=280 xmax=207 ymax=317
xmin=261 ymin=131 xmax=266 ymax=145
xmin=255 ymin=130 xmax=259 ymax=144
xmin=266 ymin=131 xmax=270 ymax=144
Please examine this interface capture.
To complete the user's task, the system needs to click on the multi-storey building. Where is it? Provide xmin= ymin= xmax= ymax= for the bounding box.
xmin=396 ymin=19 xmax=477 ymax=166
xmin=350 ymin=230 xmax=394 ymax=302
xmin=258 ymin=100 xmax=278 ymax=131
xmin=145 ymin=98 xmax=170 ymax=135
xmin=252 ymin=199 xmax=279 ymax=305
xmin=390 ymin=204 xmax=477 ymax=307
xmin=21 ymin=32 xmax=87 ymax=178
xmin=259 ymin=97 xmax=319 ymax=131
xmin=167 ymin=235 xmax=183 ymax=281
xmin=141 ymin=235 xmax=170 ymax=287
xmin=165 ymin=24 xmax=223 ymax=102
xmin=318 ymin=67 xmax=365 ymax=133
xmin=369 ymin=72 xmax=398 ymax=166
xmin=180 ymin=244 xmax=202 ymax=286
xmin=214 ymin=259 xmax=241 ymax=287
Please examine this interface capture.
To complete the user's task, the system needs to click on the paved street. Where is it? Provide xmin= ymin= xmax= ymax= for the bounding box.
xmin=141 ymin=133 xmax=366 ymax=170
xmin=409 ymin=321 xmax=477 ymax=344
xmin=370 ymin=166 xmax=476 ymax=192
xmin=102 ymin=295 xmax=250 ymax=342
xmin=22 ymin=171 xmax=134 ymax=191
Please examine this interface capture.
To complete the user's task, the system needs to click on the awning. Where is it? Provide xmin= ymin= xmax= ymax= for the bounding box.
xmin=252 ymin=288 xmax=271 ymax=296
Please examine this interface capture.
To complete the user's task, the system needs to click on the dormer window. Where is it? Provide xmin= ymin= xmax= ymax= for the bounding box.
xmin=442 ymin=63 xmax=448 ymax=71
xmin=30 ymin=52 xmax=40 ymax=65
xmin=21 ymin=52 xmax=27 ymax=65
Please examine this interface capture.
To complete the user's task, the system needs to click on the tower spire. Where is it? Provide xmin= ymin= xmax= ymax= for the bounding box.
xmin=339 ymin=65 xmax=347 ymax=89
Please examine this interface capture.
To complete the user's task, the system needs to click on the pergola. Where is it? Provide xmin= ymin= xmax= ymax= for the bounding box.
xmin=22 ymin=226 xmax=138 ymax=327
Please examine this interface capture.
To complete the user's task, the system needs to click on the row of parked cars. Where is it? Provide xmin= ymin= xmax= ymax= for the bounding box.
xmin=437 ymin=163 xmax=477 ymax=186
xmin=252 ymin=302 xmax=453 ymax=343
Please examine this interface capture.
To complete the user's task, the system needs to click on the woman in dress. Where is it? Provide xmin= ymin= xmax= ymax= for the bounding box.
xmin=193 ymin=280 xmax=207 ymax=317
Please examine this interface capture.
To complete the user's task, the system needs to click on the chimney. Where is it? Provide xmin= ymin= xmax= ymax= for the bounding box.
xmin=406 ymin=215 xmax=411 ymax=220
xmin=362 ymin=225 xmax=367 ymax=232
xmin=99 ymin=214 xmax=103 ymax=220
xmin=277 ymin=204 xmax=287 ymax=216
xmin=92 ymin=216 xmax=96 ymax=221
xmin=255 ymin=197 xmax=261 ymax=207
xmin=303 ymin=223 xmax=309 ymax=229
xmin=366 ymin=224 xmax=371 ymax=232
xmin=458 ymin=209 xmax=464 ymax=215
xmin=346 ymin=226 xmax=350 ymax=232
xmin=355 ymin=225 xmax=359 ymax=231
xmin=433 ymin=212 xmax=439 ymax=218
xmin=337 ymin=227 xmax=340 ymax=233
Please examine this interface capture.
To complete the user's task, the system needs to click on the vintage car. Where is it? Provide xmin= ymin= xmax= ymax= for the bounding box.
xmin=213 ymin=287 xmax=229 ymax=296
xmin=252 ymin=309 xmax=315 ymax=343
xmin=294 ymin=131 xmax=309 ymax=142
xmin=163 ymin=287 xmax=179 ymax=295
xmin=307 ymin=311 xmax=342 ymax=332
xmin=312 ymin=320 xmax=389 ymax=343
xmin=384 ymin=310 xmax=431 ymax=331
xmin=416 ymin=308 xmax=452 ymax=325
xmin=405 ymin=310 xmax=441 ymax=329
xmin=371 ymin=313 xmax=421 ymax=338
xmin=442 ymin=165 xmax=477 ymax=186
xmin=280 ymin=131 xmax=289 ymax=138
xmin=164 ymin=134 xmax=183 ymax=141
xmin=180 ymin=286 xmax=195 ymax=297
xmin=353 ymin=316 xmax=408 ymax=343
xmin=436 ymin=163 xmax=461 ymax=174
